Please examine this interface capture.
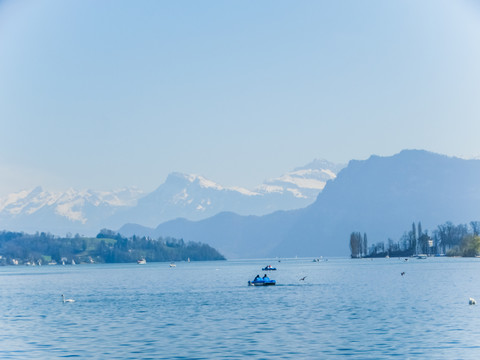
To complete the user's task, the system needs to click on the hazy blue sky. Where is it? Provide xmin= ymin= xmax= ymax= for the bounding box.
xmin=1 ymin=0 xmax=480 ymax=196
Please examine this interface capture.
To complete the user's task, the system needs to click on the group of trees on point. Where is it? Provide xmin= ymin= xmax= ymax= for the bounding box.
xmin=350 ymin=221 xmax=480 ymax=258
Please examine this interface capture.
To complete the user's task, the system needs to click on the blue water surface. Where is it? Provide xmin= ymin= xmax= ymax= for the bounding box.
xmin=1 ymin=257 xmax=480 ymax=359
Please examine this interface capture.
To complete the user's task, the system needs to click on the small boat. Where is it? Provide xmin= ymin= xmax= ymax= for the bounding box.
xmin=416 ymin=254 xmax=427 ymax=259
xmin=262 ymin=265 xmax=277 ymax=271
xmin=248 ymin=277 xmax=276 ymax=286
xmin=137 ymin=259 xmax=146 ymax=265
xmin=169 ymin=263 xmax=176 ymax=268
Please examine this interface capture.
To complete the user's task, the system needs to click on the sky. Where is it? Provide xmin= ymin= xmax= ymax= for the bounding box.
xmin=1 ymin=0 xmax=480 ymax=197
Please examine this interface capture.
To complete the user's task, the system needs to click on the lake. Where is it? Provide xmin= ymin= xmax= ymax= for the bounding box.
xmin=1 ymin=257 xmax=480 ymax=359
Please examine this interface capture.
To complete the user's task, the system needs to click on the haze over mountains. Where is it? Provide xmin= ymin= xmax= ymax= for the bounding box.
xmin=119 ymin=150 xmax=480 ymax=259
xmin=4 ymin=150 xmax=480 ymax=259
xmin=115 ymin=159 xmax=343 ymax=227
xmin=0 ymin=159 xmax=342 ymax=236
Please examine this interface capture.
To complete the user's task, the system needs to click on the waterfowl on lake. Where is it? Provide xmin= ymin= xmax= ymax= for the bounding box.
xmin=62 ymin=294 xmax=75 ymax=303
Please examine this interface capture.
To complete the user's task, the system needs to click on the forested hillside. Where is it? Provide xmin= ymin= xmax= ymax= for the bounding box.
xmin=0 ymin=229 xmax=225 ymax=265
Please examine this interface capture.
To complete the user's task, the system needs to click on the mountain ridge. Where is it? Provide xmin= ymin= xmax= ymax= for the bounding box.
xmin=0 ymin=159 xmax=342 ymax=235
xmin=119 ymin=150 xmax=480 ymax=258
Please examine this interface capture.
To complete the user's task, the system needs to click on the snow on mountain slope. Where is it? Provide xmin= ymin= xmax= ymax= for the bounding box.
xmin=0 ymin=187 xmax=143 ymax=234
xmin=112 ymin=160 xmax=344 ymax=227
xmin=259 ymin=159 xmax=344 ymax=199
xmin=0 ymin=158 xmax=343 ymax=234
xmin=0 ymin=187 xmax=142 ymax=217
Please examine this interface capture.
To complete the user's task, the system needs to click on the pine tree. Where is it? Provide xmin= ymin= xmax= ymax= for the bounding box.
xmin=363 ymin=233 xmax=368 ymax=257
xmin=411 ymin=222 xmax=417 ymax=253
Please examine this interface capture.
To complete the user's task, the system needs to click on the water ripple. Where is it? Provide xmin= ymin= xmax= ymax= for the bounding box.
xmin=1 ymin=258 xmax=480 ymax=359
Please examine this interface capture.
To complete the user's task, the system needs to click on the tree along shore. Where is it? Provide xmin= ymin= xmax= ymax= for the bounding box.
xmin=350 ymin=221 xmax=480 ymax=258
xmin=0 ymin=228 xmax=225 ymax=265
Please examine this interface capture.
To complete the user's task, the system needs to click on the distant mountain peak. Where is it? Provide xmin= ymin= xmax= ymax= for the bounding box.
xmin=0 ymin=186 xmax=143 ymax=228
xmin=165 ymin=171 xmax=257 ymax=195
xmin=166 ymin=172 xmax=222 ymax=189
xmin=0 ymin=156 xmax=344 ymax=235
xmin=295 ymin=158 xmax=344 ymax=172
xmin=260 ymin=159 xmax=345 ymax=196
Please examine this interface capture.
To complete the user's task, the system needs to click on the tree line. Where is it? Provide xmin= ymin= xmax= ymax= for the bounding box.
xmin=350 ymin=221 xmax=480 ymax=258
xmin=0 ymin=229 xmax=225 ymax=265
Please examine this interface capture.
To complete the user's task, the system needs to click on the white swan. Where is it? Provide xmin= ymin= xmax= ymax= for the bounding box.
xmin=469 ymin=297 xmax=476 ymax=305
xmin=62 ymin=294 xmax=75 ymax=303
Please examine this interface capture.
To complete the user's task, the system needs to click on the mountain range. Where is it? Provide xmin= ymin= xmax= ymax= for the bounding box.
xmin=4 ymin=150 xmax=479 ymax=260
xmin=119 ymin=150 xmax=480 ymax=259
xmin=0 ymin=159 xmax=342 ymax=236
xmin=0 ymin=187 xmax=142 ymax=235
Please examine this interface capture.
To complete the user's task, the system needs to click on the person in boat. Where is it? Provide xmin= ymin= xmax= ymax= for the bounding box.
xmin=254 ymin=274 xmax=261 ymax=281
xmin=262 ymin=274 xmax=269 ymax=281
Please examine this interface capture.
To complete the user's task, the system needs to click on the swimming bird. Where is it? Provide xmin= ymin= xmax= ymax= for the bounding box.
xmin=299 ymin=276 xmax=307 ymax=281
xmin=469 ymin=297 xmax=476 ymax=305
xmin=62 ymin=294 xmax=75 ymax=303
xmin=401 ymin=272 xmax=405 ymax=276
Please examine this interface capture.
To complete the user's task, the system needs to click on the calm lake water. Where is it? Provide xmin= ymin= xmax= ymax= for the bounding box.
xmin=2 ymin=257 xmax=480 ymax=359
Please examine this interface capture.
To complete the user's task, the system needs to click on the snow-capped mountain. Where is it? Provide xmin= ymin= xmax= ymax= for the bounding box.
xmin=0 ymin=186 xmax=143 ymax=235
xmin=259 ymin=159 xmax=345 ymax=199
xmin=115 ymin=159 xmax=344 ymax=227
xmin=0 ymin=159 xmax=344 ymax=235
